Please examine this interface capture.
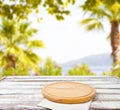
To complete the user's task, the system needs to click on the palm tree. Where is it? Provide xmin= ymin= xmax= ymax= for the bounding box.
xmin=80 ymin=0 xmax=120 ymax=64
xmin=0 ymin=18 xmax=44 ymax=72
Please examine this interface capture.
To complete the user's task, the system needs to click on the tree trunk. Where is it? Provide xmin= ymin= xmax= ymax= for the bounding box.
xmin=110 ymin=21 xmax=120 ymax=64
xmin=6 ymin=54 xmax=16 ymax=69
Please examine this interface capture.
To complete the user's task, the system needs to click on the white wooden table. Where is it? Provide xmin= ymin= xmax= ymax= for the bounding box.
xmin=0 ymin=76 xmax=120 ymax=110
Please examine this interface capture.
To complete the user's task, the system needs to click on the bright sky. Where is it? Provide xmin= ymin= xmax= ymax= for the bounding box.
xmin=30 ymin=4 xmax=111 ymax=64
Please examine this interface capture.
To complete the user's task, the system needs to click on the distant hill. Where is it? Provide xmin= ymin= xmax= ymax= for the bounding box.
xmin=60 ymin=53 xmax=113 ymax=75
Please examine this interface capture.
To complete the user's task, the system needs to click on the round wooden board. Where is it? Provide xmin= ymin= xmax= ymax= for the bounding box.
xmin=42 ymin=82 xmax=96 ymax=104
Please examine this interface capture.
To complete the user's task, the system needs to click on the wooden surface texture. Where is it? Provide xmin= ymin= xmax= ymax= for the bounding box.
xmin=0 ymin=76 xmax=119 ymax=110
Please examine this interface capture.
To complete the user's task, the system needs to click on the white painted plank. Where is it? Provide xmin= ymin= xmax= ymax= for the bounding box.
xmin=96 ymin=88 xmax=120 ymax=94
xmin=3 ymin=76 xmax=118 ymax=82
xmin=5 ymin=76 xmax=117 ymax=79
xmin=0 ymin=105 xmax=50 ymax=110
xmin=0 ymin=94 xmax=43 ymax=102
xmin=91 ymin=101 xmax=120 ymax=109
xmin=93 ymin=84 xmax=120 ymax=88
xmin=1 ymin=88 xmax=120 ymax=95
xmin=0 ymin=94 xmax=43 ymax=99
xmin=0 ymin=94 xmax=119 ymax=103
xmin=1 ymin=83 xmax=119 ymax=89
xmin=0 ymin=89 xmax=42 ymax=94
xmin=94 ymin=94 xmax=120 ymax=101
xmin=3 ymin=78 xmax=118 ymax=82
xmin=1 ymin=80 xmax=120 ymax=85
xmin=0 ymin=101 xmax=40 ymax=104
xmin=0 ymin=104 xmax=36 ymax=109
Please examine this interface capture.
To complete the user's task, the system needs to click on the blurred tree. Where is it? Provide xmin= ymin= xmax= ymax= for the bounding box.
xmin=0 ymin=0 xmax=76 ymax=76
xmin=102 ymin=64 xmax=120 ymax=78
xmin=68 ymin=63 xmax=95 ymax=76
xmin=0 ymin=0 xmax=75 ymax=20
xmin=0 ymin=18 xmax=44 ymax=73
xmin=3 ymin=67 xmax=29 ymax=76
xmin=39 ymin=57 xmax=62 ymax=76
xmin=80 ymin=0 xmax=120 ymax=64
xmin=0 ymin=0 xmax=75 ymax=76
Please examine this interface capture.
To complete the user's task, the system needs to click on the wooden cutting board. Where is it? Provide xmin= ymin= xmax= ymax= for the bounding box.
xmin=42 ymin=82 xmax=96 ymax=104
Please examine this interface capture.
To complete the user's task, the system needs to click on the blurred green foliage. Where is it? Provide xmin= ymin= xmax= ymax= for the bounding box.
xmin=68 ymin=63 xmax=95 ymax=76
xmin=39 ymin=57 xmax=62 ymax=76
xmin=0 ymin=18 xmax=44 ymax=73
xmin=2 ymin=67 xmax=29 ymax=76
xmin=0 ymin=0 xmax=75 ymax=21
xmin=0 ymin=73 xmax=3 ymax=78
xmin=102 ymin=64 xmax=120 ymax=78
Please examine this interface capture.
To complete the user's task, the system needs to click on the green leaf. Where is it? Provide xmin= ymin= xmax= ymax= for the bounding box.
xmin=56 ymin=15 xmax=64 ymax=20
xmin=7 ymin=46 xmax=22 ymax=55
xmin=81 ymin=18 xmax=103 ymax=31
xmin=27 ymin=40 xmax=44 ymax=48
xmin=86 ymin=23 xmax=97 ymax=31
xmin=57 ymin=0 xmax=63 ymax=5
xmin=80 ymin=18 xmax=94 ymax=25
